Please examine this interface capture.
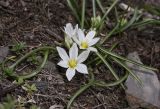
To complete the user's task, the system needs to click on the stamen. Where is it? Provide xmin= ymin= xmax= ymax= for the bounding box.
xmin=68 ymin=59 xmax=77 ymax=68
xmin=81 ymin=41 xmax=88 ymax=49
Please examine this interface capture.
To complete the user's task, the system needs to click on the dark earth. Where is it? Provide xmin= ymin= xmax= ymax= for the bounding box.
xmin=0 ymin=0 xmax=160 ymax=109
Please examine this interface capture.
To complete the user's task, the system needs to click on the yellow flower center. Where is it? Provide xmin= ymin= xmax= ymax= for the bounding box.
xmin=81 ymin=41 xmax=88 ymax=49
xmin=68 ymin=59 xmax=77 ymax=68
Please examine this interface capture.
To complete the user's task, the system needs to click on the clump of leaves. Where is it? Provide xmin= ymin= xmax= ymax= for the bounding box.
xmin=30 ymin=105 xmax=40 ymax=109
xmin=22 ymin=83 xmax=37 ymax=97
xmin=27 ymin=53 xmax=40 ymax=65
xmin=11 ymin=42 xmax=26 ymax=53
xmin=0 ymin=95 xmax=16 ymax=109
xmin=0 ymin=95 xmax=40 ymax=109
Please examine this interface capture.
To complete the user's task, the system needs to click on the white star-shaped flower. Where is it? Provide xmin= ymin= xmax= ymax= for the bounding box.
xmin=76 ymin=29 xmax=100 ymax=52
xmin=57 ymin=43 xmax=89 ymax=81
xmin=64 ymin=23 xmax=78 ymax=38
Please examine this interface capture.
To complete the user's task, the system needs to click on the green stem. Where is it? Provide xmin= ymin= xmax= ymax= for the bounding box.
xmin=115 ymin=8 xmax=138 ymax=34
xmin=102 ymin=0 xmax=119 ymax=21
xmin=100 ymin=23 xmax=120 ymax=44
xmin=96 ymin=0 xmax=105 ymax=13
xmin=92 ymin=0 xmax=96 ymax=17
xmin=87 ymin=43 xmax=118 ymax=65
xmin=96 ymin=43 xmax=118 ymax=65
xmin=96 ymin=52 xmax=125 ymax=89
xmin=81 ymin=0 xmax=86 ymax=29
xmin=67 ymin=77 xmax=94 ymax=109
xmin=67 ymin=0 xmax=81 ymax=24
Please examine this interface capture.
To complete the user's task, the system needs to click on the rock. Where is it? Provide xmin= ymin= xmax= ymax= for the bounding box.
xmin=0 ymin=47 xmax=9 ymax=63
xmin=32 ymin=81 xmax=48 ymax=92
xmin=125 ymin=52 xmax=160 ymax=109
xmin=44 ymin=61 xmax=64 ymax=84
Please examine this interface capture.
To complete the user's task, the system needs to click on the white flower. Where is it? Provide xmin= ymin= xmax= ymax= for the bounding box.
xmin=64 ymin=23 xmax=78 ymax=38
xmin=76 ymin=29 xmax=100 ymax=52
xmin=64 ymin=23 xmax=79 ymax=48
xmin=57 ymin=43 xmax=89 ymax=81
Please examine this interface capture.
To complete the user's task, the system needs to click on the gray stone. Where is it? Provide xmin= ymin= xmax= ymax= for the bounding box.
xmin=125 ymin=52 xmax=160 ymax=109
xmin=0 ymin=46 xmax=9 ymax=63
xmin=44 ymin=61 xmax=64 ymax=84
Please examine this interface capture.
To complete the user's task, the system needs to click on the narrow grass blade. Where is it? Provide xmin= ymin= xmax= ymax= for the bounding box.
xmin=116 ymin=8 xmax=138 ymax=33
xmin=111 ymin=57 xmax=142 ymax=85
xmin=96 ymin=0 xmax=105 ymax=13
xmin=81 ymin=0 xmax=86 ymax=29
xmin=102 ymin=0 xmax=119 ymax=21
xmin=87 ymin=43 xmax=118 ymax=65
xmin=96 ymin=52 xmax=125 ymax=89
xmin=92 ymin=0 xmax=96 ymax=17
xmin=67 ymin=0 xmax=81 ymax=23
xmin=94 ymin=71 xmax=129 ymax=87
xmin=101 ymin=23 xmax=120 ymax=44
xmin=97 ymin=42 xmax=118 ymax=65
xmin=67 ymin=80 xmax=93 ymax=109
xmin=98 ymin=46 xmax=158 ymax=71
xmin=114 ymin=7 xmax=119 ymax=23
xmin=132 ymin=19 xmax=160 ymax=28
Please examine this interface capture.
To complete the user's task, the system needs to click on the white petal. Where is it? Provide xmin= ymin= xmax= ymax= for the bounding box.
xmin=69 ymin=43 xmax=78 ymax=59
xmin=76 ymin=64 xmax=88 ymax=74
xmin=72 ymin=36 xmax=80 ymax=45
xmin=57 ymin=61 xmax=68 ymax=68
xmin=77 ymin=29 xmax=85 ymax=41
xmin=88 ymin=47 xmax=97 ymax=52
xmin=65 ymin=35 xmax=73 ymax=44
xmin=66 ymin=68 xmax=76 ymax=81
xmin=66 ymin=23 xmax=73 ymax=32
xmin=88 ymin=38 xmax=100 ymax=46
xmin=65 ymin=23 xmax=73 ymax=37
xmin=86 ymin=31 xmax=96 ymax=41
xmin=77 ymin=51 xmax=90 ymax=63
xmin=74 ymin=24 xmax=78 ymax=32
xmin=56 ymin=47 xmax=69 ymax=61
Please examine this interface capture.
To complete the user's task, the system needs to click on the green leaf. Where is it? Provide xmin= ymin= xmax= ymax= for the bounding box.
xmin=81 ymin=0 xmax=86 ymax=29
xmin=16 ymin=77 xmax=24 ymax=85
xmin=31 ymin=84 xmax=37 ymax=91
xmin=111 ymin=57 xmax=142 ymax=85
xmin=102 ymin=0 xmax=119 ymax=21
xmin=98 ymin=46 xmax=158 ymax=71
xmin=67 ymin=0 xmax=81 ymax=23
xmin=94 ymin=71 xmax=129 ymax=87
xmin=100 ymin=23 xmax=120 ymax=44
xmin=115 ymin=8 xmax=138 ymax=33
xmin=96 ymin=52 xmax=125 ymax=89
xmin=67 ymin=81 xmax=93 ymax=109
xmin=96 ymin=0 xmax=105 ymax=13
xmin=92 ymin=0 xmax=96 ymax=17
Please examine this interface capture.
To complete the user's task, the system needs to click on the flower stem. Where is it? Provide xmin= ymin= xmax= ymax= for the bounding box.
xmin=67 ymin=78 xmax=94 ymax=109
xmin=92 ymin=0 xmax=96 ymax=17
xmin=81 ymin=0 xmax=86 ymax=29
xmin=67 ymin=71 xmax=94 ymax=109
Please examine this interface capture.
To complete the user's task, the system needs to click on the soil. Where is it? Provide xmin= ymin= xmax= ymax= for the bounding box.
xmin=0 ymin=0 xmax=159 ymax=109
